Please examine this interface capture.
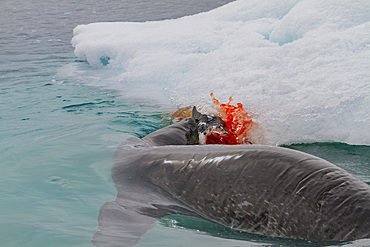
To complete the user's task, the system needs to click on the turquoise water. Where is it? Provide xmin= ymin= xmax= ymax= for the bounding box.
xmin=0 ymin=0 xmax=369 ymax=246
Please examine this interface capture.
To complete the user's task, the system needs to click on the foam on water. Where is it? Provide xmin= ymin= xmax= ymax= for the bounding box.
xmin=71 ymin=0 xmax=370 ymax=146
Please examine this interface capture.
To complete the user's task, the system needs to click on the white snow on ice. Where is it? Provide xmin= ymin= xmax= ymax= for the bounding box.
xmin=69 ymin=0 xmax=370 ymax=145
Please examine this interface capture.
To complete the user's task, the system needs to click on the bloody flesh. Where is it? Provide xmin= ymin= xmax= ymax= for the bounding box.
xmin=207 ymin=93 xmax=256 ymax=145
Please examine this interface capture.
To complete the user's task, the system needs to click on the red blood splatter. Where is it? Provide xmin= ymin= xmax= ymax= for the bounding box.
xmin=206 ymin=93 xmax=256 ymax=145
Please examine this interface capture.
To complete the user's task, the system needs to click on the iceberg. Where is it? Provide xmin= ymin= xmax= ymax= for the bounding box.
xmin=71 ymin=0 xmax=370 ymax=145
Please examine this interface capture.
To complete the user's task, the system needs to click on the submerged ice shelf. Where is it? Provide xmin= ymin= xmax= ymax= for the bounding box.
xmin=70 ymin=0 xmax=370 ymax=146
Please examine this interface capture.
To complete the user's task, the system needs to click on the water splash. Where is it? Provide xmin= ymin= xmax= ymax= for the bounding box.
xmin=207 ymin=93 xmax=257 ymax=145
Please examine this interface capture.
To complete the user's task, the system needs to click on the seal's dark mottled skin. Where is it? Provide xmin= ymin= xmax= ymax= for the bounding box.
xmin=93 ymin=116 xmax=370 ymax=247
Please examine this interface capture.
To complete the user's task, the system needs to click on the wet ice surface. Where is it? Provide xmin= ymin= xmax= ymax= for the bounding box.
xmin=71 ymin=0 xmax=370 ymax=146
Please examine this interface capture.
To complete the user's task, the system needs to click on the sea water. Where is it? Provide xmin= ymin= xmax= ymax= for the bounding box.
xmin=0 ymin=0 xmax=369 ymax=246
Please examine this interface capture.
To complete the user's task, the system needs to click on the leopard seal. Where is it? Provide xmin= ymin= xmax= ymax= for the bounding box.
xmin=93 ymin=111 xmax=370 ymax=246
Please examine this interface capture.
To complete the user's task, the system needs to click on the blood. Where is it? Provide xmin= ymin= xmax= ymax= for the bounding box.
xmin=205 ymin=132 xmax=238 ymax=145
xmin=206 ymin=93 xmax=256 ymax=145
